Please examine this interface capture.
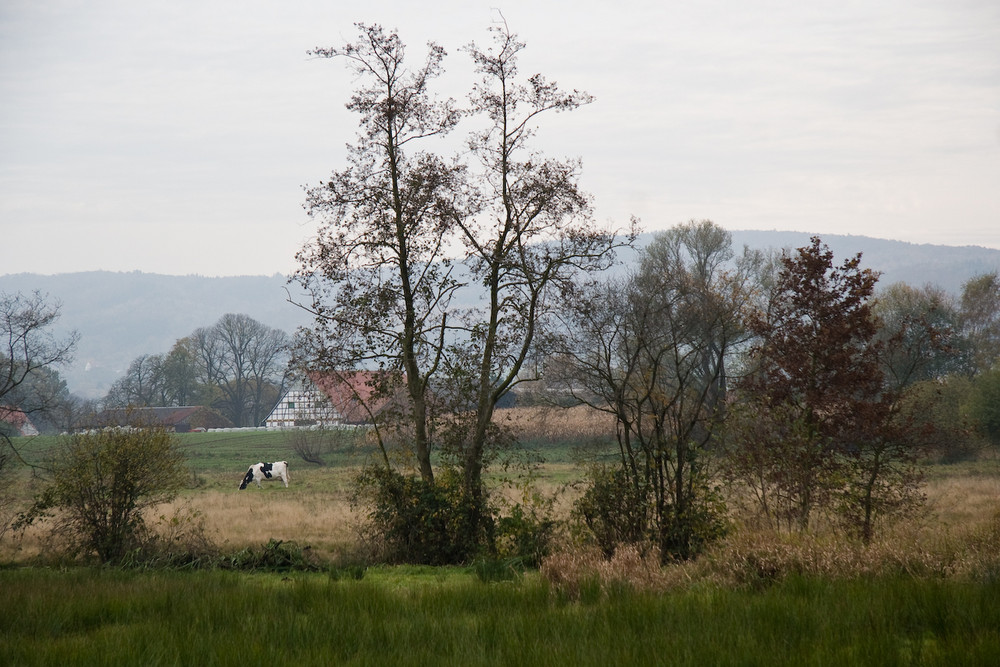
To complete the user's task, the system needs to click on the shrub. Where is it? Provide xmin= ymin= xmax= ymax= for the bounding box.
xmin=20 ymin=425 xmax=187 ymax=564
xmin=221 ymin=539 xmax=323 ymax=572
xmin=353 ymin=466 xmax=493 ymax=565
xmin=286 ymin=426 xmax=362 ymax=466
xmin=573 ymin=466 xmax=649 ymax=557
xmin=493 ymin=480 xmax=561 ymax=568
xmin=120 ymin=506 xmax=218 ymax=570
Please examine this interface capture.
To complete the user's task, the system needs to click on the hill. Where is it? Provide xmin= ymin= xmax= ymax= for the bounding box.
xmin=2 ymin=232 xmax=998 ymax=398
xmin=728 ymin=231 xmax=1000 ymax=294
xmin=0 ymin=271 xmax=313 ymax=398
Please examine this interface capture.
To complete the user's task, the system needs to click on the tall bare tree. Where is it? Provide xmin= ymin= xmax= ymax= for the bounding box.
xmin=1 ymin=291 xmax=78 ymax=444
xmin=293 ymin=23 xmax=628 ymax=560
xmin=449 ymin=23 xmax=630 ymax=504
xmin=103 ymin=353 xmax=167 ymax=408
xmin=0 ymin=291 xmax=77 ymax=535
xmin=206 ymin=314 xmax=289 ymax=427
xmin=294 ymin=22 xmax=627 ymax=490
xmin=294 ymin=24 xmax=464 ymax=482
xmin=550 ymin=221 xmax=755 ymax=560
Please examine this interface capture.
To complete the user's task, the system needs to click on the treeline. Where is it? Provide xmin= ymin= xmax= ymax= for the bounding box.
xmin=546 ymin=223 xmax=1000 ymax=561
xmin=100 ymin=313 xmax=290 ymax=428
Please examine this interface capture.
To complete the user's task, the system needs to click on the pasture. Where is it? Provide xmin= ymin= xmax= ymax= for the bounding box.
xmin=1 ymin=407 xmax=615 ymax=562
xmin=3 ymin=407 xmax=1000 ymax=664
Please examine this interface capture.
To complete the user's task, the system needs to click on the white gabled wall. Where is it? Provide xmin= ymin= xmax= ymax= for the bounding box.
xmin=263 ymin=383 xmax=341 ymax=428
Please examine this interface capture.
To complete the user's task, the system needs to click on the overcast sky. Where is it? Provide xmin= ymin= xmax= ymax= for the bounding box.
xmin=2 ymin=0 xmax=998 ymax=277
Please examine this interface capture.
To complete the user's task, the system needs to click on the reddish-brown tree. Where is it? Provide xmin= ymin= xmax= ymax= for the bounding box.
xmin=731 ymin=237 xmax=909 ymax=536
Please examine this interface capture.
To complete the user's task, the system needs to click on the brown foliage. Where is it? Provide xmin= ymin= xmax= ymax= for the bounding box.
xmin=729 ymin=237 xmax=926 ymax=540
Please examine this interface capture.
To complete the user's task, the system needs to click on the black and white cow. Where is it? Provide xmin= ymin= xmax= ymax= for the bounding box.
xmin=239 ymin=461 xmax=289 ymax=489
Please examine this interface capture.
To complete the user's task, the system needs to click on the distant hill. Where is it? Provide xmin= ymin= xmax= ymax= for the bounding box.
xmin=726 ymin=231 xmax=1000 ymax=294
xmin=0 ymin=272 xmax=313 ymax=399
xmin=2 ymin=232 xmax=998 ymax=399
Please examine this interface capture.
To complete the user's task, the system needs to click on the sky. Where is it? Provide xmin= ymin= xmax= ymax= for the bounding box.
xmin=1 ymin=0 xmax=998 ymax=277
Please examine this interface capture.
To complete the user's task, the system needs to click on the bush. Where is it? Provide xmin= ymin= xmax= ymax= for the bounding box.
xmin=286 ymin=426 xmax=362 ymax=466
xmin=573 ymin=466 xmax=650 ymax=557
xmin=119 ymin=506 xmax=219 ymax=570
xmin=574 ymin=464 xmax=728 ymax=562
xmin=221 ymin=539 xmax=323 ymax=572
xmin=20 ymin=425 xmax=187 ymax=564
xmin=495 ymin=500 xmax=557 ymax=568
xmin=353 ymin=466 xmax=494 ymax=565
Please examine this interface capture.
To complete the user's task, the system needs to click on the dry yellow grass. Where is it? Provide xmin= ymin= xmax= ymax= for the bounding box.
xmin=540 ymin=456 xmax=1000 ymax=596
xmin=168 ymin=489 xmax=357 ymax=556
xmin=4 ymin=436 xmax=1000 ymax=576
xmin=498 ymin=404 xmax=617 ymax=444
xmin=0 ymin=469 xmax=363 ymax=563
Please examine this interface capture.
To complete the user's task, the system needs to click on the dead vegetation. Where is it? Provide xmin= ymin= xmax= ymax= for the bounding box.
xmin=539 ymin=457 xmax=1000 ymax=597
xmin=2 ymin=417 xmax=999 ymax=583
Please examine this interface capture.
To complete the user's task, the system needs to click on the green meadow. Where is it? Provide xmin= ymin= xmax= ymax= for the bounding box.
xmin=3 ymin=567 xmax=999 ymax=666
xmin=4 ymin=420 xmax=1000 ymax=665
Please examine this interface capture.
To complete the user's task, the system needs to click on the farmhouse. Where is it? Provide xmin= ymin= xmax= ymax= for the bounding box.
xmin=90 ymin=406 xmax=234 ymax=433
xmin=264 ymin=371 xmax=403 ymax=428
xmin=0 ymin=406 xmax=39 ymax=437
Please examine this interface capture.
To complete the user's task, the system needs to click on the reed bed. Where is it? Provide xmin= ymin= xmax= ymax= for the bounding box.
xmin=499 ymin=404 xmax=618 ymax=445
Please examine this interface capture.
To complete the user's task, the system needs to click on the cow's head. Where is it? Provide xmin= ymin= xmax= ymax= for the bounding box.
xmin=239 ymin=467 xmax=255 ymax=490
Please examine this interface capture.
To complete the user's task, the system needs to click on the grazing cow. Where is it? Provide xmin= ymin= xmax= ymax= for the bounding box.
xmin=239 ymin=461 xmax=289 ymax=489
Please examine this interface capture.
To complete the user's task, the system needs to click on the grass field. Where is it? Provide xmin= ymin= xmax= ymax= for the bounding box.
xmin=2 ymin=567 xmax=998 ymax=666
xmin=3 ymin=409 xmax=1000 ymax=664
xmin=1 ymin=407 xmax=615 ymax=562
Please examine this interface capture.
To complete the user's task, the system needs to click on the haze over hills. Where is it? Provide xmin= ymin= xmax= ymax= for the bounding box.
xmin=2 ymin=231 xmax=999 ymax=399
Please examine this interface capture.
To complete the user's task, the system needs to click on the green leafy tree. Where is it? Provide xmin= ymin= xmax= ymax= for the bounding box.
xmin=161 ymin=338 xmax=203 ymax=406
xmin=874 ymin=282 xmax=961 ymax=387
xmin=25 ymin=422 xmax=187 ymax=563
xmin=968 ymin=368 xmax=1000 ymax=447
xmin=959 ymin=271 xmax=1000 ymax=376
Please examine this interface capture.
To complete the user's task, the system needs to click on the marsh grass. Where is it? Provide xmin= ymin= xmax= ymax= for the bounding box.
xmin=2 ymin=567 xmax=998 ymax=666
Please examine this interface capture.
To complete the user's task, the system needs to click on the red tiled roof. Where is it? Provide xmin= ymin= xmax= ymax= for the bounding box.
xmin=307 ymin=370 xmax=405 ymax=424
xmin=0 ymin=406 xmax=29 ymax=428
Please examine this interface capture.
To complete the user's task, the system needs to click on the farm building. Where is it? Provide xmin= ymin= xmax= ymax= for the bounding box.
xmin=90 ymin=406 xmax=234 ymax=432
xmin=0 ymin=406 xmax=40 ymax=437
xmin=264 ymin=371 xmax=403 ymax=428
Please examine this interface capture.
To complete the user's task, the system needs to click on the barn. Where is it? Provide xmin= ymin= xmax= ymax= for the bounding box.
xmin=264 ymin=371 xmax=403 ymax=428
xmin=0 ymin=406 xmax=40 ymax=437
xmin=90 ymin=406 xmax=234 ymax=433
